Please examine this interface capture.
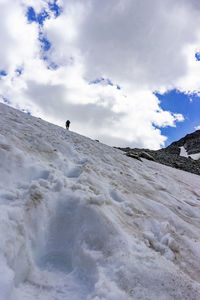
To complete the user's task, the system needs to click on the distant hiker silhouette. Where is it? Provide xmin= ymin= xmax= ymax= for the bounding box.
xmin=66 ymin=120 xmax=70 ymax=130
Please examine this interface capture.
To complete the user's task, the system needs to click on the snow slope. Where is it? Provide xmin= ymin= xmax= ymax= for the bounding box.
xmin=0 ymin=102 xmax=200 ymax=300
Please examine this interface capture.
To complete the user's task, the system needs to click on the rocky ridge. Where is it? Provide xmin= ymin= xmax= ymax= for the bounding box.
xmin=117 ymin=130 xmax=200 ymax=176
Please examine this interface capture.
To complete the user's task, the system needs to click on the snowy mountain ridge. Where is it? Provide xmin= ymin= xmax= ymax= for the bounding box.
xmin=0 ymin=103 xmax=200 ymax=300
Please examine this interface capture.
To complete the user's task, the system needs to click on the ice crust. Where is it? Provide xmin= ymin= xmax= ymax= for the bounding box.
xmin=0 ymin=103 xmax=200 ymax=299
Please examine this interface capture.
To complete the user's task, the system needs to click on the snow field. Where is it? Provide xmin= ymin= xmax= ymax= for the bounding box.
xmin=0 ymin=103 xmax=200 ymax=299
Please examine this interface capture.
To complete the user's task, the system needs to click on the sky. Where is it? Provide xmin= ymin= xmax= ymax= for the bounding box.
xmin=0 ymin=0 xmax=200 ymax=149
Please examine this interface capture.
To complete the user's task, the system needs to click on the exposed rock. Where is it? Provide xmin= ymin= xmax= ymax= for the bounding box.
xmin=173 ymin=161 xmax=184 ymax=169
xmin=125 ymin=152 xmax=142 ymax=161
xmin=117 ymin=130 xmax=200 ymax=176
xmin=140 ymin=151 xmax=155 ymax=161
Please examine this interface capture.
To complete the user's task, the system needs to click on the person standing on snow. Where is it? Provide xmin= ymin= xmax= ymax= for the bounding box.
xmin=66 ymin=120 xmax=70 ymax=130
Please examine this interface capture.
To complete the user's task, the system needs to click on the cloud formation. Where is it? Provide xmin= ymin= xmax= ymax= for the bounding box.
xmin=0 ymin=0 xmax=200 ymax=148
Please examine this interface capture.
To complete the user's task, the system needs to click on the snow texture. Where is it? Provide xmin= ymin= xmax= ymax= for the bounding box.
xmin=0 ymin=102 xmax=200 ymax=300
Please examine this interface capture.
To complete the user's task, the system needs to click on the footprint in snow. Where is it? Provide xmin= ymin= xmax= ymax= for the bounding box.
xmin=67 ymin=166 xmax=83 ymax=178
xmin=78 ymin=158 xmax=89 ymax=165
xmin=110 ymin=189 xmax=125 ymax=203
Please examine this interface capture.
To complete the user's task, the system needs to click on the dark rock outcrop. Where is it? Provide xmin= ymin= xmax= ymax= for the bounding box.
xmin=140 ymin=151 xmax=155 ymax=161
xmin=166 ymin=130 xmax=200 ymax=155
xmin=126 ymin=151 xmax=142 ymax=161
xmin=117 ymin=130 xmax=200 ymax=176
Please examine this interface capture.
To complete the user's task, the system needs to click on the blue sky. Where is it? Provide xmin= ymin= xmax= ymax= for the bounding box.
xmin=156 ymin=90 xmax=200 ymax=146
xmin=27 ymin=1 xmax=61 ymax=25
xmin=0 ymin=0 xmax=200 ymax=149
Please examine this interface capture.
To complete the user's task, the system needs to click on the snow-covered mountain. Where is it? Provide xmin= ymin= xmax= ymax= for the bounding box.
xmin=0 ymin=102 xmax=200 ymax=300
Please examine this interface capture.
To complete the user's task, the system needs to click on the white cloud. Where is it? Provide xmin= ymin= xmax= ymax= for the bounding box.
xmin=0 ymin=0 xmax=39 ymax=73
xmin=1 ymin=0 xmax=200 ymax=149
xmin=68 ymin=0 xmax=198 ymax=90
xmin=195 ymin=125 xmax=200 ymax=130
